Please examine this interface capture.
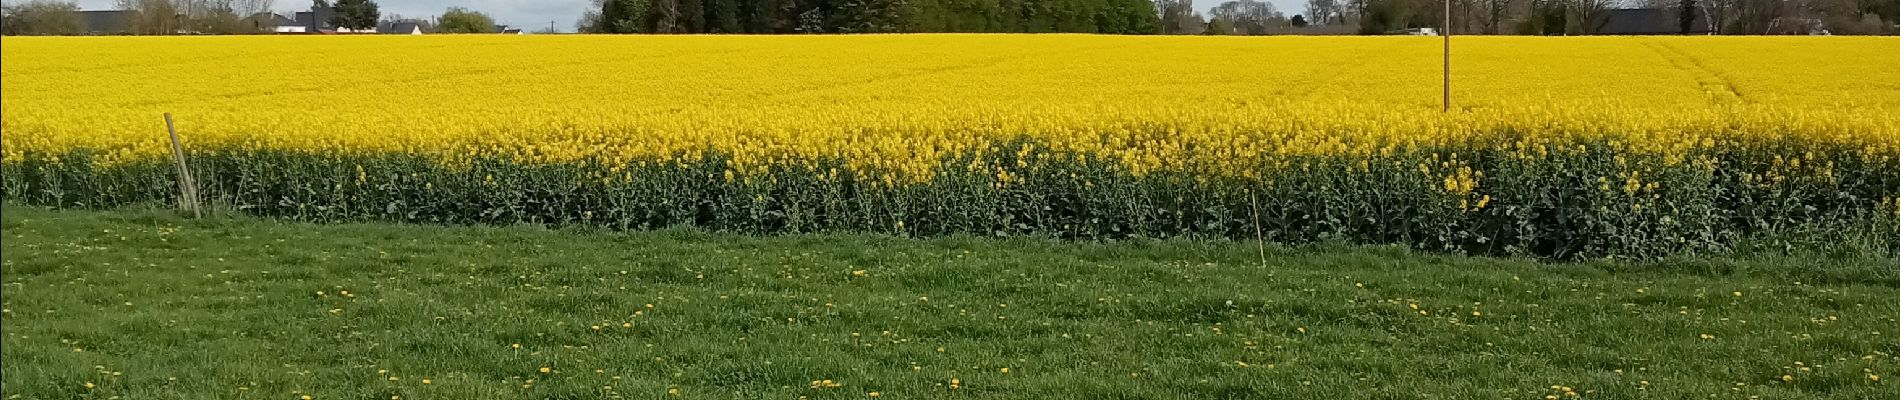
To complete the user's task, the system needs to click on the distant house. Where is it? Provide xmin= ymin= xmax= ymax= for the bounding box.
xmin=261 ymin=13 xmax=304 ymax=33
xmin=79 ymin=10 xmax=132 ymax=35
xmin=292 ymin=6 xmax=371 ymax=33
xmin=1597 ymin=8 xmax=1712 ymax=35
xmin=495 ymin=24 xmax=525 ymax=34
xmin=292 ymin=6 xmax=332 ymax=32
xmin=378 ymin=20 xmax=432 ymax=35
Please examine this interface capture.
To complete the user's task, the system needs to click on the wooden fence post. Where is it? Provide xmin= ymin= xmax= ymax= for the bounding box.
xmin=1249 ymin=187 xmax=1266 ymax=267
xmin=164 ymin=113 xmax=200 ymax=218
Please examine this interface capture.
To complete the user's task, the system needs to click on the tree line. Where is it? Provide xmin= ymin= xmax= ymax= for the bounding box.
xmin=1333 ymin=0 xmax=1895 ymax=35
xmin=577 ymin=0 xmax=1165 ymax=33
xmin=0 ymin=0 xmax=522 ymax=35
xmin=1158 ymin=0 xmax=1895 ymax=35
xmin=2 ymin=0 xmax=278 ymax=35
xmin=577 ymin=0 xmax=1895 ymax=34
xmin=5 ymin=0 xmax=1895 ymax=35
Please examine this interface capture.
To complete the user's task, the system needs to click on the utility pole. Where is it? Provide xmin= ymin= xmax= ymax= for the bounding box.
xmin=1442 ymin=0 xmax=1451 ymax=112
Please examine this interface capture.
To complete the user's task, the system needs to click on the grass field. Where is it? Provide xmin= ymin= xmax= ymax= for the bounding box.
xmin=2 ymin=205 xmax=1895 ymax=399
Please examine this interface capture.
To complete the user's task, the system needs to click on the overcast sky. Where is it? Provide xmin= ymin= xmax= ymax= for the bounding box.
xmin=76 ymin=0 xmax=1306 ymax=33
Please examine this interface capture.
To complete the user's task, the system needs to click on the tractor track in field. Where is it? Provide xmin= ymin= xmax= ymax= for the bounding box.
xmin=1644 ymin=39 xmax=1749 ymax=106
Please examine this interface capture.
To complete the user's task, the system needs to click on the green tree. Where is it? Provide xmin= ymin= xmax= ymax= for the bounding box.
xmin=738 ymin=0 xmax=794 ymax=32
xmin=705 ymin=0 xmax=741 ymax=32
xmin=1098 ymin=0 xmax=1161 ymax=33
xmin=788 ymin=0 xmax=822 ymax=32
xmin=1357 ymin=0 xmax=1411 ymax=34
xmin=679 ymin=0 xmax=705 ymax=31
xmin=331 ymin=0 xmax=378 ymax=30
xmin=437 ymin=7 xmax=495 ymax=33
xmin=585 ymin=0 xmax=650 ymax=32
xmin=994 ymin=0 xmax=1024 ymax=31
xmin=828 ymin=0 xmax=901 ymax=32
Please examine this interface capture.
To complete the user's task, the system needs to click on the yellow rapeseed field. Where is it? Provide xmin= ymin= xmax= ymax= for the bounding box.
xmin=2 ymin=35 xmax=1896 ymax=257
xmin=4 ymin=35 xmax=1896 ymax=168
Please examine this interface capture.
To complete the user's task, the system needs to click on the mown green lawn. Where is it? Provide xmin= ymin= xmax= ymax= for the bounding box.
xmin=2 ymin=206 xmax=1896 ymax=399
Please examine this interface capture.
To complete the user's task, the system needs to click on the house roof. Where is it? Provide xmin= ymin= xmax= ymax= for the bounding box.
xmin=379 ymin=21 xmax=428 ymax=34
xmin=1598 ymin=8 xmax=1712 ymax=35
xmin=294 ymin=6 xmax=336 ymax=30
xmin=79 ymin=10 xmax=131 ymax=34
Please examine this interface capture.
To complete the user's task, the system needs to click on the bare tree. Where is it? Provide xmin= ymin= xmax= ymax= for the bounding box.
xmin=1304 ymin=0 xmax=1345 ymax=24
xmin=1566 ymin=0 xmax=1618 ymax=33
xmin=1813 ymin=0 xmax=1888 ymax=34
xmin=1450 ymin=0 xmax=1479 ymax=33
xmin=652 ymin=0 xmax=680 ymax=32
xmin=1210 ymin=0 xmax=1285 ymax=34
xmin=1472 ymin=0 xmax=1516 ymax=33
xmin=191 ymin=0 xmax=239 ymax=33
xmin=1158 ymin=0 xmax=1206 ymax=33
xmin=1728 ymin=0 xmax=1792 ymax=33
xmin=577 ymin=0 xmax=602 ymax=32
xmin=183 ymin=0 xmax=275 ymax=33
xmin=117 ymin=0 xmax=183 ymax=34
xmin=235 ymin=0 xmax=272 ymax=18
xmin=2 ymin=0 xmax=85 ymax=35
xmin=1710 ymin=0 xmax=1740 ymax=32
